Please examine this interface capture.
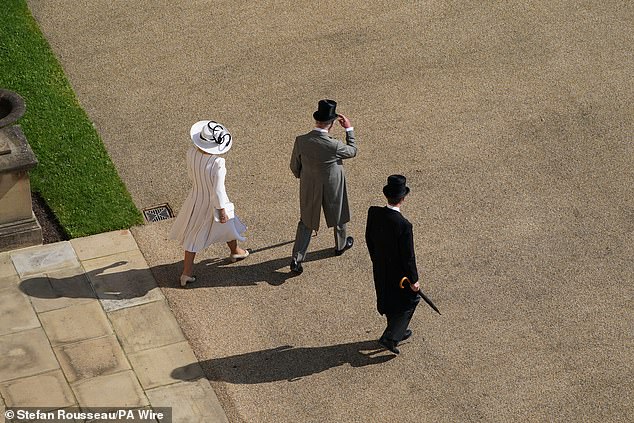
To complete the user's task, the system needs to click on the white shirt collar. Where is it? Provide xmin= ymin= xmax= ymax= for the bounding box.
xmin=313 ymin=128 xmax=329 ymax=133
xmin=386 ymin=204 xmax=401 ymax=212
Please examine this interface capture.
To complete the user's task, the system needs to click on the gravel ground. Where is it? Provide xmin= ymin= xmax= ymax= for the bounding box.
xmin=28 ymin=0 xmax=633 ymax=421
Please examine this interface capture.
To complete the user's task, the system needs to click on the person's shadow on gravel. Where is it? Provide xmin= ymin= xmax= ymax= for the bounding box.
xmin=171 ymin=340 xmax=394 ymax=384
xmin=152 ymin=244 xmax=336 ymax=289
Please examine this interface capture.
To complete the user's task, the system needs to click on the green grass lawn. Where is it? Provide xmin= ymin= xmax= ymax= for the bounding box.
xmin=0 ymin=0 xmax=142 ymax=237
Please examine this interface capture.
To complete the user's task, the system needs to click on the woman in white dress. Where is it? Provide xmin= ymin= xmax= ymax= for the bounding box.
xmin=169 ymin=120 xmax=249 ymax=287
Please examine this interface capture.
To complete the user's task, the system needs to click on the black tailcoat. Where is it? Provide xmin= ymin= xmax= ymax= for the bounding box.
xmin=365 ymin=206 xmax=419 ymax=315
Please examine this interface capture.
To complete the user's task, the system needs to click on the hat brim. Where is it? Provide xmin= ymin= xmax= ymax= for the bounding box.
xmin=383 ymin=186 xmax=410 ymax=198
xmin=190 ymin=120 xmax=232 ymax=155
xmin=313 ymin=111 xmax=339 ymax=122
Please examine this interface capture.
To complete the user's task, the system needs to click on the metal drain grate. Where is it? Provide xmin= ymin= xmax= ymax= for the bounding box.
xmin=142 ymin=204 xmax=174 ymax=222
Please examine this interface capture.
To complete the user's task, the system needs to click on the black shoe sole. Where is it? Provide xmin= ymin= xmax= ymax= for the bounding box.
xmin=378 ymin=338 xmax=400 ymax=354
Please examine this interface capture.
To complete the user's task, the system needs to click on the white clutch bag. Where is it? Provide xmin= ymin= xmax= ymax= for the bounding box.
xmin=214 ymin=202 xmax=235 ymax=222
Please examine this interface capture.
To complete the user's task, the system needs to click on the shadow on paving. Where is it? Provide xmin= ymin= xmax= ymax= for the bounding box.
xmin=172 ymin=340 xmax=395 ymax=384
xmin=18 ymin=243 xmax=337 ymax=301
xmin=19 ymin=260 xmax=150 ymax=301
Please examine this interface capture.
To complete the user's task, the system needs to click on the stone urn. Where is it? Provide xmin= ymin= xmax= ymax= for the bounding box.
xmin=0 ymin=89 xmax=42 ymax=252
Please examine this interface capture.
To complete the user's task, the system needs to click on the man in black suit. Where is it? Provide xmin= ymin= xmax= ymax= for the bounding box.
xmin=365 ymin=175 xmax=420 ymax=354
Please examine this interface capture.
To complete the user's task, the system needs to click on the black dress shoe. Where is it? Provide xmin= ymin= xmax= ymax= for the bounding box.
xmin=398 ymin=329 xmax=412 ymax=344
xmin=335 ymin=236 xmax=354 ymax=256
xmin=290 ymin=259 xmax=303 ymax=274
xmin=378 ymin=337 xmax=400 ymax=355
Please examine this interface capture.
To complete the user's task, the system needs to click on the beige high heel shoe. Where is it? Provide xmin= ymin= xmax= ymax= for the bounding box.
xmin=229 ymin=249 xmax=250 ymax=263
xmin=180 ymin=274 xmax=196 ymax=287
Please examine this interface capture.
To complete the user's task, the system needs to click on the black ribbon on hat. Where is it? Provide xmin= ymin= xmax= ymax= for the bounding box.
xmin=200 ymin=122 xmax=231 ymax=150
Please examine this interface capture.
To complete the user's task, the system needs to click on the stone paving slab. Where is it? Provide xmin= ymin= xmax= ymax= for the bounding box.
xmin=10 ymin=242 xmax=79 ymax=278
xmin=71 ymin=229 xmax=138 ymax=261
xmin=128 ymin=341 xmax=203 ymax=390
xmin=0 ymin=369 xmax=75 ymax=411
xmin=146 ymin=380 xmax=228 ymax=423
xmin=0 ymin=328 xmax=59 ymax=382
xmin=108 ymin=300 xmax=186 ymax=353
xmin=71 ymin=370 xmax=149 ymax=409
xmin=0 ymin=231 xmax=228 ymax=421
xmin=82 ymin=249 xmax=164 ymax=312
xmin=0 ymin=252 xmax=18 ymax=281
xmin=53 ymin=335 xmax=131 ymax=383
xmin=0 ymin=285 xmax=40 ymax=336
xmin=39 ymin=301 xmax=113 ymax=347
xmin=0 ymin=273 xmax=19 ymax=290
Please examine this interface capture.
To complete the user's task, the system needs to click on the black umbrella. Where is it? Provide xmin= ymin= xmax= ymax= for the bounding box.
xmin=399 ymin=277 xmax=442 ymax=315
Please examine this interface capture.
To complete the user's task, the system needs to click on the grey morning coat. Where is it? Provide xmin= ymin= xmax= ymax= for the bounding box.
xmin=290 ymin=129 xmax=357 ymax=231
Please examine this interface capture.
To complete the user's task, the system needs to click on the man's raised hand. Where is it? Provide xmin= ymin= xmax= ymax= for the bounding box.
xmin=337 ymin=114 xmax=352 ymax=129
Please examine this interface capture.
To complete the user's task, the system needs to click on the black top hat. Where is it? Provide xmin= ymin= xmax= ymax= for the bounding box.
xmin=313 ymin=99 xmax=338 ymax=122
xmin=383 ymin=174 xmax=410 ymax=198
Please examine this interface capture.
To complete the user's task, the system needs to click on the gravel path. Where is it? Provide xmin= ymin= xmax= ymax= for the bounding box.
xmin=28 ymin=1 xmax=633 ymax=421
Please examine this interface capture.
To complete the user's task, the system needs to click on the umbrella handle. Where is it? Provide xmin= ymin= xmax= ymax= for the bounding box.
xmin=401 ymin=277 xmax=442 ymax=315
xmin=399 ymin=276 xmax=411 ymax=289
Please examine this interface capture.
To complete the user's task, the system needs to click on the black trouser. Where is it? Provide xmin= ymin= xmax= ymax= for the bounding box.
xmin=381 ymin=305 xmax=418 ymax=343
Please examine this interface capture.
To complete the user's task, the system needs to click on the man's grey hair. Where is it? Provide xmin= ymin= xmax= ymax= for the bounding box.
xmin=315 ymin=118 xmax=336 ymax=126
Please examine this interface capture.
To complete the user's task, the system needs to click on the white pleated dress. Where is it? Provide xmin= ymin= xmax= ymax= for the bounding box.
xmin=169 ymin=146 xmax=247 ymax=252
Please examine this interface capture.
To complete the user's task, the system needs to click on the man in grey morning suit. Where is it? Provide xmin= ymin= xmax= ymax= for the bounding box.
xmin=289 ymin=99 xmax=358 ymax=274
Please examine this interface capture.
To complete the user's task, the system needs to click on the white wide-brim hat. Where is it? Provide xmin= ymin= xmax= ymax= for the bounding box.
xmin=190 ymin=120 xmax=233 ymax=155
